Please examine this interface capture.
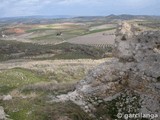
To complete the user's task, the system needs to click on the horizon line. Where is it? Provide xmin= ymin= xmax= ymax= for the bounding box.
xmin=0 ymin=14 xmax=160 ymax=19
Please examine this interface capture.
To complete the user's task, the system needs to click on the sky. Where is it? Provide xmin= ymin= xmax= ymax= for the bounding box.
xmin=0 ymin=0 xmax=160 ymax=17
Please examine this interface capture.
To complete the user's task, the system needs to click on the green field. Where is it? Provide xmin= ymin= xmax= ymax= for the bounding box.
xmin=0 ymin=68 xmax=49 ymax=94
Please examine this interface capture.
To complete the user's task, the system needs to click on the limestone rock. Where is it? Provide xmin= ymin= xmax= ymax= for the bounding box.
xmin=3 ymin=95 xmax=12 ymax=101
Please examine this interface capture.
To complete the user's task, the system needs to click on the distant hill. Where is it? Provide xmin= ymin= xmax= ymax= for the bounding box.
xmin=0 ymin=14 xmax=160 ymax=25
xmin=73 ymin=14 xmax=160 ymax=21
xmin=0 ymin=15 xmax=75 ymax=25
xmin=106 ymin=14 xmax=160 ymax=20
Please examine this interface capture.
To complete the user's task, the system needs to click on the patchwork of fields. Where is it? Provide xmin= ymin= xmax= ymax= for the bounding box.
xmin=1 ymin=22 xmax=116 ymax=45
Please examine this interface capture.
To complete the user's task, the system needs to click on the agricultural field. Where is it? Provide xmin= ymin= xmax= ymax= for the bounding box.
xmin=0 ymin=20 xmax=116 ymax=45
xmin=68 ymin=29 xmax=116 ymax=46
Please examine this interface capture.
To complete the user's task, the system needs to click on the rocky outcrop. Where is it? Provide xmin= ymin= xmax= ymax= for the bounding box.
xmin=53 ymin=22 xmax=160 ymax=120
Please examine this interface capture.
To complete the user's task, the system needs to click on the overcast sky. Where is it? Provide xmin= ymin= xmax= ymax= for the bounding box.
xmin=0 ymin=0 xmax=160 ymax=17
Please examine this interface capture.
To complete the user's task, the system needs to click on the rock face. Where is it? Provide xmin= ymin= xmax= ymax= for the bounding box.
xmin=54 ymin=22 xmax=160 ymax=120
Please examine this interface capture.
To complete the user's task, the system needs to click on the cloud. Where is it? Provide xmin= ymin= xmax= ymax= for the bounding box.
xmin=0 ymin=0 xmax=52 ymax=17
xmin=124 ymin=0 xmax=154 ymax=7
xmin=57 ymin=0 xmax=102 ymax=5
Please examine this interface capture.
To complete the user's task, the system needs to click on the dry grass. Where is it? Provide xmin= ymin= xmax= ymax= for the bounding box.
xmin=0 ymin=58 xmax=108 ymax=95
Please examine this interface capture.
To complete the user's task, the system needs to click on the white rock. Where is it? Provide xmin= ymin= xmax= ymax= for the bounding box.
xmin=0 ymin=106 xmax=6 ymax=120
xmin=3 ymin=95 xmax=12 ymax=101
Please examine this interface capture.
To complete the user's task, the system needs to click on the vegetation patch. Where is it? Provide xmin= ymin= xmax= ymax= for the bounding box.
xmin=157 ymin=76 xmax=160 ymax=82
xmin=0 ymin=68 xmax=48 ymax=94
xmin=83 ymin=27 xmax=116 ymax=35
xmin=0 ymin=40 xmax=108 ymax=61
xmin=0 ymin=97 xmax=92 ymax=120
xmin=89 ymin=91 xmax=142 ymax=120
xmin=31 ymin=33 xmax=63 ymax=41
xmin=21 ymin=82 xmax=76 ymax=96
xmin=26 ymin=28 xmax=55 ymax=33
